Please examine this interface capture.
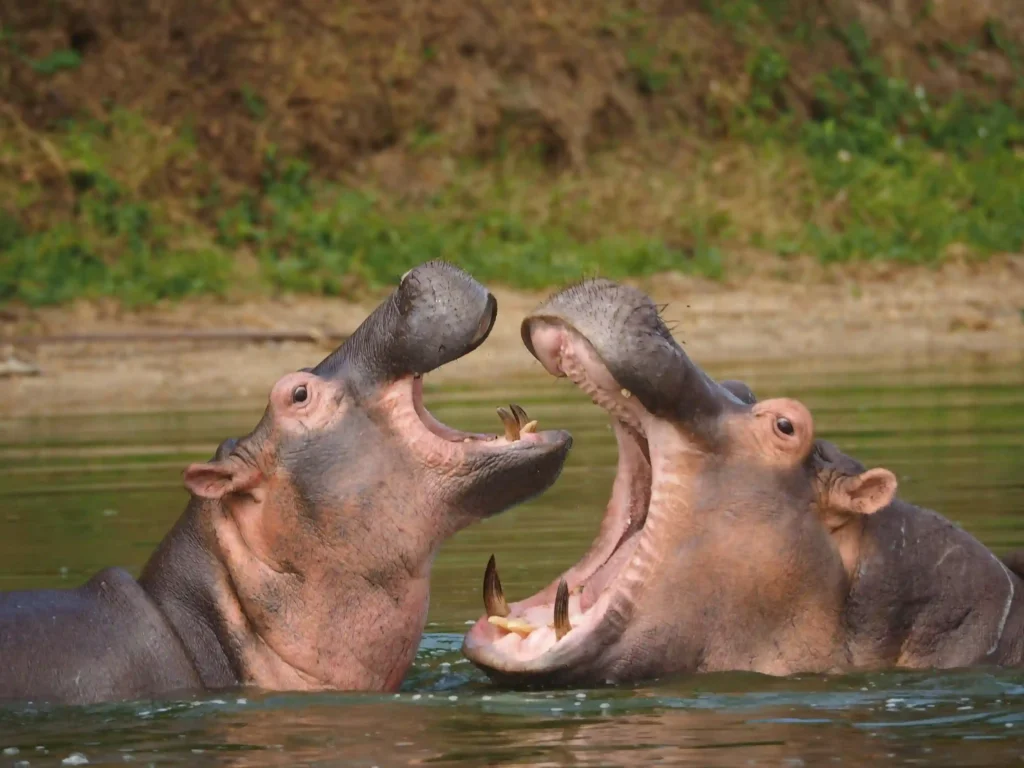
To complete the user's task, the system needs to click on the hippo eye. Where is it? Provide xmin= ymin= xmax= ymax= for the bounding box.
xmin=775 ymin=416 xmax=795 ymax=436
xmin=292 ymin=385 xmax=308 ymax=404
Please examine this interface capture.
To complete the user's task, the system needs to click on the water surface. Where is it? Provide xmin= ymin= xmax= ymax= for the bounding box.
xmin=1 ymin=355 xmax=1023 ymax=766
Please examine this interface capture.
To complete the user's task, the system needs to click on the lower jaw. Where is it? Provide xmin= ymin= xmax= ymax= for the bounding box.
xmin=466 ymin=470 xmax=652 ymax=669
xmin=464 ymin=568 xmax=640 ymax=679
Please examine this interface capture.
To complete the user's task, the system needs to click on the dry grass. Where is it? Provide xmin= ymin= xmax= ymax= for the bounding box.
xmin=5 ymin=0 xmax=1020 ymax=184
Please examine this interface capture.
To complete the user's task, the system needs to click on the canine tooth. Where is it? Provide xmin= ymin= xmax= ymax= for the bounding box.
xmin=554 ymin=578 xmax=572 ymax=641
xmin=483 ymin=554 xmax=510 ymax=618
xmin=463 ymin=437 xmax=473 ymax=443
xmin=487 ymin=616 xmax=536 ymax=637
xmin=520 ymin=420 xmax=539 ymax=434
xmin=509 ymin=403 xmax=530 ymax=427
xmin=496 ymin=407 xmax=521 ymax=441
xmin=620 ymin=388 xmax=632 ymax=399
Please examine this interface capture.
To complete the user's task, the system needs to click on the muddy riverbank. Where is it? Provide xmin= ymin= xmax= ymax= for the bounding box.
xmin=2 ymin=256 xmax=1023 ymax=417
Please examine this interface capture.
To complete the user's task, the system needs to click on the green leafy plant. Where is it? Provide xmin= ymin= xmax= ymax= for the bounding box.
xmin=30 ymin=49 xmax=82 ymax=74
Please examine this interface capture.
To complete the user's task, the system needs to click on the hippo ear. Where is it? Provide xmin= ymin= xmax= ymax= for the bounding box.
xmin=183 ymin=459 xmax=262 ymax=500
xmin=720 ymin=379 xmax=757 ymax=405
xmin=828 ymin=467 xmax=898 ymax=516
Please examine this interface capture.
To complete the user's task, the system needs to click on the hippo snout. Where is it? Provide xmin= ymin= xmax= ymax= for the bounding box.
xmin=313 ymin=261 xmax=498 ymax=390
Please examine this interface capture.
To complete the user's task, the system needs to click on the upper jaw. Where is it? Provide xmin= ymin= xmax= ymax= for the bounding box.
xmin=521 ymin=315 xmax=652 ymax=437
xmin=522 ymin=282 xmax=742 ymax=427
xmin=312 ymin=261 xmax=499 ymax=386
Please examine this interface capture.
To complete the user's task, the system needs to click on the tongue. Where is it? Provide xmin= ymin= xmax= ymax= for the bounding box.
xmin=579 ymin=532 xmax=641 ymax=611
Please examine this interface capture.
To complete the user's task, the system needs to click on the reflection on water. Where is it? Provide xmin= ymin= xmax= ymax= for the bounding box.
xmin=1 ymin=355 xmax=1023 ymax=765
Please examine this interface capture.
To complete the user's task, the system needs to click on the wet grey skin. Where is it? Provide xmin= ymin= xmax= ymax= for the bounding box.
xmin=462 ymin=278 xmax=1024 ymax=687
xmin=0 ymin=262 xmax=572 ymax=705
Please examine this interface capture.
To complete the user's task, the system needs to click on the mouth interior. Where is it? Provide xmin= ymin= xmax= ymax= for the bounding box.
xmin=466 ymin=323 xmax=657 ymax=664
xmin=401 ymin=370 xmax=557 ymax=454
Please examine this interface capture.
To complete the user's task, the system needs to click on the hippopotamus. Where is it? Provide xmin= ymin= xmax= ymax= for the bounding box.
xmin=462 ymin=278 xmax=1024 ymax=685
xmin=0 ymin=262 xmax=571 ymax=705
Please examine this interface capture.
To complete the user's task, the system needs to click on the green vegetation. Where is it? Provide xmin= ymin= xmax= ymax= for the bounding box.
xmin=794 ymin=23 xmax=1024 ymax=262
xmin=29 ymin=49 xmax=81 ymax=74
xmin=1 ymin=2 xmax=1022 ymax=306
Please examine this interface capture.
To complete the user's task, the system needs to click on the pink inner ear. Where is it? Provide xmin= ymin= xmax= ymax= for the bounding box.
xmin=844 ymin=468 xmax=898 ymax=516
xmin=183 ymin=463 xmax=237 ymax=500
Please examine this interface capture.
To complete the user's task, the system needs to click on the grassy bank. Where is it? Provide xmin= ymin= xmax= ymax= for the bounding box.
xmin=2 ymin=1 xmax=1023 ymax=306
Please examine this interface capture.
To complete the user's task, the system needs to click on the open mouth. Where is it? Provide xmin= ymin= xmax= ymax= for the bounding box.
xmin=381 ymin=365 xmax=573 ymax=468
xmin=462 ymin=319 xmax=663 ymax=674
xmin=413 ymin=376 xmax=546 ymax=446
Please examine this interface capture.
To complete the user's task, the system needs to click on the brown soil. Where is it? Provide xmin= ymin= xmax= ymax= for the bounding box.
xmin=3 ymin=255 xmax=1022 ymax=418
xmin=4 ymin=0 xmax=1021 ymax=206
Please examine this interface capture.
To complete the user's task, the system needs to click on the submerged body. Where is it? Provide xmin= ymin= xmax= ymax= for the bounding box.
xmin=0 ymin=262 xmax=571 ymax=705
xmin=463 ymin=279 xmax=1024 ymax=685
xmin=0 ymin=569 xmax=202 ymax=703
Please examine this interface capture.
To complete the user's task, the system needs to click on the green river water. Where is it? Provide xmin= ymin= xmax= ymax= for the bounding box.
xmin=1 ymin=355 xmax=1023 ymax=766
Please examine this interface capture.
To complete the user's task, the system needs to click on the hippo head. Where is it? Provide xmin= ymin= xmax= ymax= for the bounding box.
xmin=462 ymin=279 xmax=897 ymax=686
xmin=182 ymin=262 xmax=571 ymax=691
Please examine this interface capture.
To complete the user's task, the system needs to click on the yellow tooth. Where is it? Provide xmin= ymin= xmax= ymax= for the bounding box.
xmin=520 ymin=420 xmax=539 ymax=434
xmin=554 ymin=578 xmax=572 ymax=640
xmin=483 ymin=554 xmax=510 ymax=618
xmin=621 ymin=388 xmax=632 ymax=399
xmin=509 ymin=403 xmax=530 ymax=427
xmin=496 ymin=407 xmax=521 ymax=441
xmin=487 ymin=616 xmax=536 ymax=637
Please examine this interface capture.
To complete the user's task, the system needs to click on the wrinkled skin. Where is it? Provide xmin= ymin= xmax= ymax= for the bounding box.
xmin=462 ymin=278 xmax=1024 ymax=686
xmin=0 ymin=262 xmax=571 ymax=704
